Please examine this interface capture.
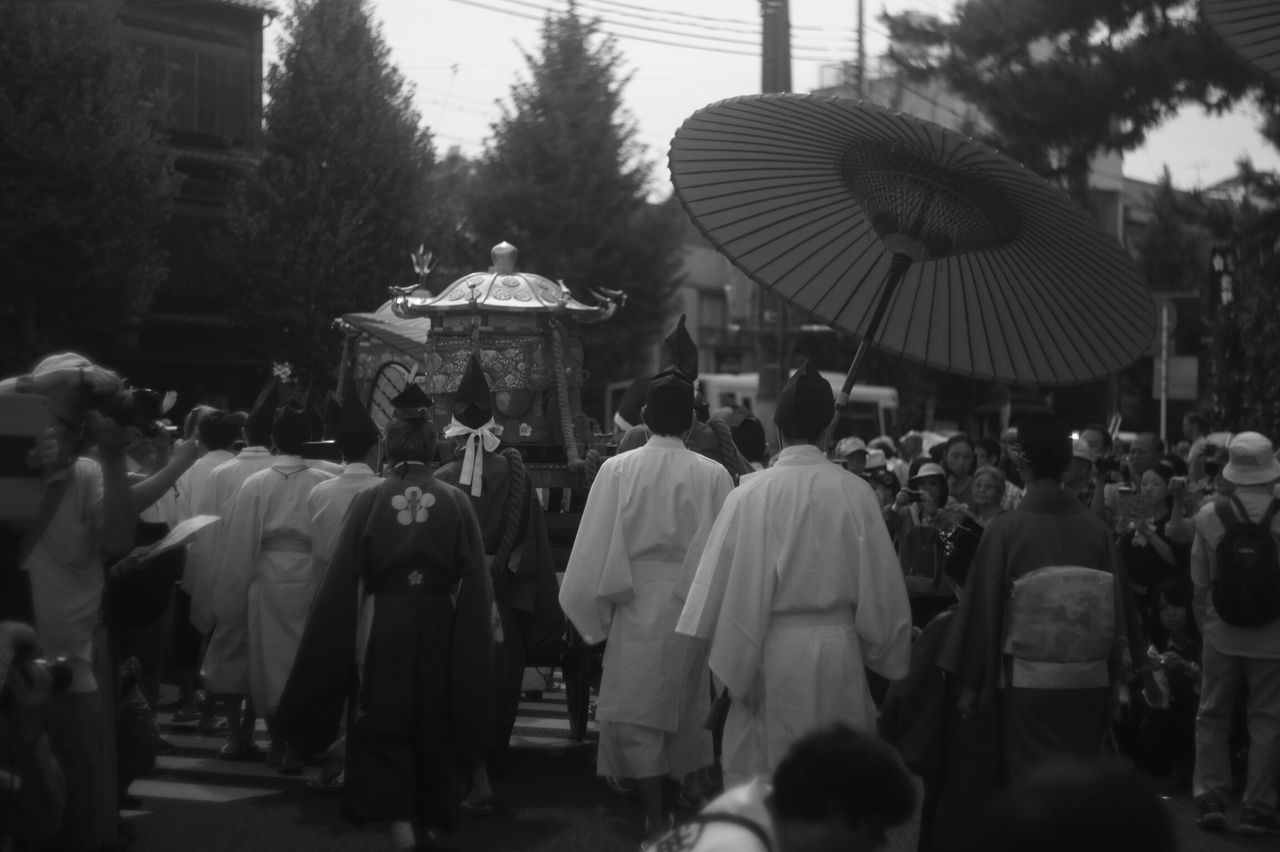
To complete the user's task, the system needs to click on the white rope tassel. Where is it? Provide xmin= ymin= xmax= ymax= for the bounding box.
xmin=443 ymin=416 xmax=500 ymax=496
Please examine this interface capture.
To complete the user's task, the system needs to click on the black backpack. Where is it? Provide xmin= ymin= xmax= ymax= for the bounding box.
xmin=1212 ymin=495 xmax=1280 ymax=627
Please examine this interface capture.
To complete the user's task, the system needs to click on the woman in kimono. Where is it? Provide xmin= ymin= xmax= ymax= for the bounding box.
xmin=939 ymin=413 xmax=1146 ymax=781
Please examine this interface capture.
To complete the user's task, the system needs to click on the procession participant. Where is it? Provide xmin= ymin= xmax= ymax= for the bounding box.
xmin=308 ymin=381 xmax=383 ymax=591
xmin=939 ymin=413 xmax=1146 ymax=782
xmin=171 ymin=408 xmax=239 ymax=726
xmin=277 ymin=382 xmax=495 ymax=851
xmin=676 ymin=361 xmax=912 ymax=789
xmin=212 ymin=400 xmax=333 ymax=773
xmin=288 ymin=385 xmax=382 ymax=792
xmin=560 ymin=359 xmax=733 ymax=846
xmin=613 ymin=376 xmax=650 ymax=444
xmin=436 ymin=353 xmax=562 ymax=813
xmin=200 ymin=377 xmax=282 ymax=759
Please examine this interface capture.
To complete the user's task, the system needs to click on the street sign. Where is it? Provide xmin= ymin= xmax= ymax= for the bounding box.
xmin=1152 ymin=356 xmax=1198 ymax=401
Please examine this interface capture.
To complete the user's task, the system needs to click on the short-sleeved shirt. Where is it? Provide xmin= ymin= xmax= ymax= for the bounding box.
xmin=22 ymin=458 xmax=105 ymax=692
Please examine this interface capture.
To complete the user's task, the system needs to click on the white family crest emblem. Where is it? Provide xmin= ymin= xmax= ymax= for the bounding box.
xmin=391 ymin=486 xmax=435 ymax=525
xmin=408 ymin=570 xmax=424 ymax=586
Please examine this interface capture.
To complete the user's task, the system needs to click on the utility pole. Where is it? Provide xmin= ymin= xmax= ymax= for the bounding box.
xmin=756 ymin=1 xmax=792 ymax=410
xmin=856 ymin=0 xmax=865 ymax=94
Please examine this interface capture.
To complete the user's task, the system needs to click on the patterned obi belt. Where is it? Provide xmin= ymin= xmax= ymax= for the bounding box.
xmin=363 ymin=563 xmax=457 ymax=597
xmin=261 ymin=536 xmax=311 ymax=554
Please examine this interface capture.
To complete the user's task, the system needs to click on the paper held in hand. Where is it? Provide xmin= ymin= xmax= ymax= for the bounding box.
xmin=135 ymin=514 xmax=220 ymax=562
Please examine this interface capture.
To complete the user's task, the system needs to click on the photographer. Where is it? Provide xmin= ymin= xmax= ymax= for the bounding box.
xmin=1 ymin=353 xmax=141 ymax=852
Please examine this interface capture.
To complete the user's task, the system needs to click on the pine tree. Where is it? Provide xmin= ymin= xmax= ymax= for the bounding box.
xmin=219 ymin=0 xmax=433 ymax=383
xmin=467 ymin=7 xmax=683 ymax=408
xmin=882 ymin=0 xmax=1262 ymax=204
xmin=0 ymin=0 xmax=178 ymax=370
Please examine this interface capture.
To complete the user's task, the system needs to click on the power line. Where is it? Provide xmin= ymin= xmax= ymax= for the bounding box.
xmin=479 ymin=0 xmax=853 ymax=55
xmin=446 ymin=0 xmax=857 ymax=62
xmin=572 ymin=0 xmax=857 ymax=34
xmin=570 ymin=0 xmax=857 ymax=46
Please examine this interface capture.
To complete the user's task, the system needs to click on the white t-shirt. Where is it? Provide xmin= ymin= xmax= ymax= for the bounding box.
xmin=23 ymin=458 xmax=105 ymax=692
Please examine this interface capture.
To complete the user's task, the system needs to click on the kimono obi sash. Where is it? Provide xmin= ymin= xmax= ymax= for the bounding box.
xmin=363 ymin=563 xmax=457 ymax=598
xmin=261 ymin=536 xmax=311 ymax=554
xmin=1003 ymin=565 xmax=1115 ymax=690
xmin=769 ymin=608 xmax=855 ymax=631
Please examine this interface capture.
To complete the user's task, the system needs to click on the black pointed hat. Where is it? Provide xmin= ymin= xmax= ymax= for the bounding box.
xmin=335 ymin=376 xmax=380 ymax=458
xmin=271 ymin=398 xmax=312 ymax=449
xmin=321 ymin=390 xmax=343 ymax=439
xmin=302 ymin=382 xmax=327 ymax=441
xmin=390 ymin=382 xmax=434 ymax=421
xmin=774 ymin=361 xmax=834 ymax=440
xmin=645 ymin=366 xmax=696 ymax=424
xmin=244 ymin=376 xmax=281 ymax=446
xmin=660 ymin=314 xmax=699 ymax=380
xmin=452 ymin=353 xmax=493 ymax=429
xmin=614 ymin=375 xmax=650 ymax=432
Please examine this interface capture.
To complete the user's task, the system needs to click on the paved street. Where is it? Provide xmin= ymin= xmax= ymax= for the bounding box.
xmin=123 ymin=680 xmax=1264 ymax=852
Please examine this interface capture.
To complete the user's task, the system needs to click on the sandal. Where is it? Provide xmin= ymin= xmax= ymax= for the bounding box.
xmin=308 ymin=771 xmax=344 ymax=793
xmin=460 ymin=796 xmax=496 ymax=816
xmin=217 ymin=741 xmax=262 ymax=761
xmin=198 ymin=717 xmax=230 ymax=735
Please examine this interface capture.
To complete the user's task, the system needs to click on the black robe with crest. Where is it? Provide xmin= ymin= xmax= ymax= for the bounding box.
xmin=276 ymin=464 xmax=494 ymax=830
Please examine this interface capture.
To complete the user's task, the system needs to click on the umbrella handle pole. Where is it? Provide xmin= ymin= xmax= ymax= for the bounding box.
xmin=836 ymin=252 xmax=912 ymax=412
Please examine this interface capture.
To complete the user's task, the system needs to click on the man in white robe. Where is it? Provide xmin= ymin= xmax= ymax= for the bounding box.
xmin=308 ymin=384 xmax=383 ymax=590
xmin=560 ymin=363 xmax=733 ymax=844
xmin=213 ymin=400 xmax=333 ymax=772
xmin=199 ymin=379 xmax=282 ymax=758
xmin=677 ymin=362 xmax=912 ymax=788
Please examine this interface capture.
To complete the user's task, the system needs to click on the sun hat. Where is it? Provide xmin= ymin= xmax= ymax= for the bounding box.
xmin=864 ymin=449 xmax=887 ymax=471
xmin=909 ymin=462 xmax=947 ymax=486
xmin=1071 ymin=437 xmax=1095 ymax=462
xmin=832 ymin=436 xmax=868 ymax=460
xmin=1223 ymin=432 xmax=1280 ymax=485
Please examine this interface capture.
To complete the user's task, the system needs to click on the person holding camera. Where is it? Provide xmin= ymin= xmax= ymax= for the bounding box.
xmin=890 ymin=463 xmax=964 ymax=629
xmin=0 ymin=353 xmax=139 ymax=852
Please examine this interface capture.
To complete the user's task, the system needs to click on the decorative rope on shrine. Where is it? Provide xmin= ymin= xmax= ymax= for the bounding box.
xmin=549 ymin=318 xmax=584 ymax=471
xmin=491 ymin=447 xmax=527 ymax=575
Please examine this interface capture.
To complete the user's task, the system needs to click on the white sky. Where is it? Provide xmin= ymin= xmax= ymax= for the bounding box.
xmin=266 ymin=0 xmax=1280 ymax=194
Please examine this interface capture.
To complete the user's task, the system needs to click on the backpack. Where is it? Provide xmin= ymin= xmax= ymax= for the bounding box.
xmin=1211 ymin=495 xmax=1280 ymax=627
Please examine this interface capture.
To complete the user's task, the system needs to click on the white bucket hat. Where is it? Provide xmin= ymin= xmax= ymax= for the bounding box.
xmin=1223 ymin=432 xmax=1280 ymax=485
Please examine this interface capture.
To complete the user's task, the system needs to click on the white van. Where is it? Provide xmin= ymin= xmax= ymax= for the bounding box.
xmin=698 ymin=371 xmax=898 ymax=449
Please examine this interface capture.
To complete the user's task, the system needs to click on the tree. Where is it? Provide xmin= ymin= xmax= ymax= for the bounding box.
xmin=218 ymin=0 xmax=434 ymax=384
xmin=883 ymin=1 xmax=1261 ymax=204
xmin=0 ymin=0 xmax=178 ymax=370
xmin=466 ymin=6 xmax=683 ymax=408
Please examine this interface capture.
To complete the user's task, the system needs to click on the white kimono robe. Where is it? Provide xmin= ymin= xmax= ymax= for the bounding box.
xmin=198 ymin=447 xmax=277 ymax=693
xmin=677 ymin=443 xmax=913 ymax=786
xmin=307 ymin=463 xmax=382 ymax=590
xmin=174 ymin=448 xmax=236 ymax=608
xmin=211 ymin=456 xmax=333 ymax=715
xmin=559 ymin=436 xmax=732 ymax=775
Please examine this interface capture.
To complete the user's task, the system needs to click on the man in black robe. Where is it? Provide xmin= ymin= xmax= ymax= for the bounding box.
xmin=436 ymin=352 xmax=563 ymax=812
xmin=277 ymin=383 xmax=494 ymax=850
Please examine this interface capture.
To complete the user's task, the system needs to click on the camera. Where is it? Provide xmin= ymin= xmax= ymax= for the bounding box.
xmin=904 ymin=489 xmax=923 ymax=503
xmin=1 ymin=643 xmax=73 ymax=710
xmin=87 ymin=384 xmax=164 ymax=437
xmin=1093 ymin=455 xmax=1121 ymax=475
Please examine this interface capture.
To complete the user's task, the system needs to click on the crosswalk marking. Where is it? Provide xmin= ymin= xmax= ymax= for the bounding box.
xmin=130 ymin=680 xmax=595 ymax=809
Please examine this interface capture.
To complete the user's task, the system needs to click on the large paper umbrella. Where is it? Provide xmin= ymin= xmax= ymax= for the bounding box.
xmin=1205 ymin=0 xmax=1280 ymax=84
xmin=668 ymin=94 xmax=1157 ymax=408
